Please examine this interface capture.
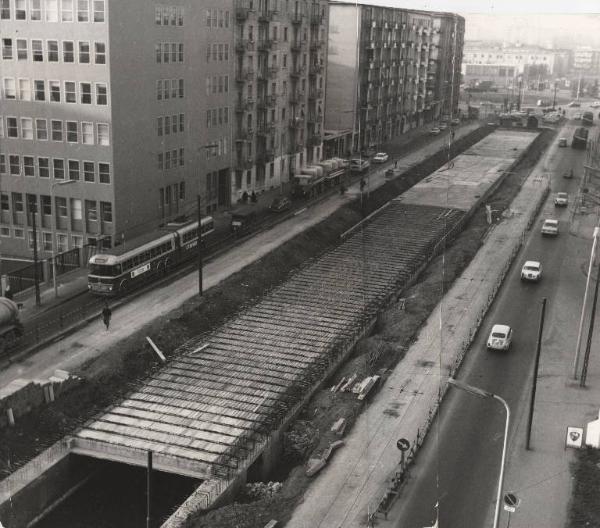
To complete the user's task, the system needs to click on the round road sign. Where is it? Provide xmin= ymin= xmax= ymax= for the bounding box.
xmin=396 ymin=438 xmax=410 ymax=451
xmin=503 ymin=492 xmax=520 ymax=513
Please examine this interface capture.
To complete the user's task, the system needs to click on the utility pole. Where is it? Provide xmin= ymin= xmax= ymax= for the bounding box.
xmin=28 ymin=197 xmax=41 ymax=306
xmin=552 ymin=82 xmax=558 ymax=111
xmin=146 ymin=450 xmax=153 ymax=528
xmin=580 ymin=264 xmax=600 ymax=387
xmin=197 ymin=194 xmax=203 ymax=297
xmin=526 ymin=297 xmax=546 ymax=450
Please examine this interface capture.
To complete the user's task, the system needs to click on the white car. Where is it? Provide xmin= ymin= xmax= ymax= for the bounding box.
xmin=554 ymin=192 xmax=568 ymax=207
xmin=574 ymin=112 xmax=583 ymax=120
xmin=541 ymin=219 xmax=559 ymax=236
xmin=591 ymin=101 xmax=600 ymax=108
xmin=430 ymin=127 xmax=441 ymax=135
xmin=487 ymin=324 xmax=513 ymax=351
xmin=521 ymin=261 xmax=542 ymax=282
xmin=558 ymin=137 xmax=568 ymax=147
xmin=372 ymin=152 xmax=389 ymax=164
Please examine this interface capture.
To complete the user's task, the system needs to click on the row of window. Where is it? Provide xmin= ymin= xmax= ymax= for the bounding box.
xmin=205 ymin=9 xmax=230 ymax=29
xmin=157 ymin=148 xmax=185 ymax=171
xmin=0 ymin=154 xmax=110 ymax=183
xmin=1 ymin=225 xmax=86 ymax=254
xmin=154 ymin=5 xmax=183 ymax=26
xmin=2 ymin=78 xmax=109 ymax=105
xmin=156 ymin=78 xmax=184 ymax=101
xmin=206 ymin=43 xmax=230 ymax=63
xmin=0 ymin=0 xmax=106 ymax=22
xmin=155 ymin=42 xmax=184 ymax=64
xmin=1 ymin=38 xmax=106 ymax=64
xmin=205 ymin=137 xmax=228 ymax=159
xmin=157 ymin=114 xmax=184 ymax=137
xmin=206 ymin=75 xmax=230 ymax=95
xmin=2 ymin=117 xmax=109 ymax=145
xmin=206 ymin=107 xmax=230 ymax=128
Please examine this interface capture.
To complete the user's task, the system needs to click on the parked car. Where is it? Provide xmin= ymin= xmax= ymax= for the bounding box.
xmin=269 ymin=196 xmax=292 ymax=212
xmin=430 ymin=127 xmax=441 ymax=135
xmin=385 ymin=168 xmax=401 ymax=179
xmin=439 ymin=122 xmax=448 ymax=130
xmin=487 ymin=324 xmax=513 ymax=351
xmin=558 ymin=137 xmax=568 ymax=147
xmin=360 ymin=148 xmax=377 ymax=158
xmin=521 ymin=261 xmax=542 ymax=282
xmin=350 ymin=158 xmax=370 ymax=173
xmin=554 ymin=192 xmax=568 ymax=207
xmin=574 ymin=112 xmax=583 ymax=120
xmin=564 ymin=169 xmax=574 ymax=179
xmin=541 ymin=219 xmax=559 ymax=236
xmin=568 ymin=101 xmax=581 ymax=108
xmin=451 ymin=118 xmax=461 ymax=126
xmin=372 ymin=152 xmax=389 ymax=163
xmin=591 ymin=101 xmax=600 ymax=108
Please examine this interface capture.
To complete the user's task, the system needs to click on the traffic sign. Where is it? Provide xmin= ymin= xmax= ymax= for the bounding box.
xmin=396 ymin=438 xmax=410 ymax=451
xmin=503 ymin=492 xmax=520 ymax=513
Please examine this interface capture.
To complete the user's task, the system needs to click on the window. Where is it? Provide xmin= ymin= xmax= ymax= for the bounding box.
xmin=65 ymin=81 xmax=76 ymax=102
xmin=0 ymin=193 xmax=9 ymax=211
xmin=225 ymin=44 xmax=229 ymax=61
xmin=83 ymin=161 xmax=94 ymax=182
xmin=155 ymin=43 xmax=161 ymax=63
xmin=154 ymin=5 xmax=161 ymax=24
xmin=46 ymin=0 xmax=58 ymax=20
xmin=171 ymin=114 xmax=177 ymax=133
xmin=0 ymin=155 xmax=4 ymax=174
xmin=163 ymin=79 xmax=169 ymax=99
xmin=165 ymin=151 xmax=170 ymax=169
xmin=81 ymin=122 xmax=93 ymax=144
xmin=53 ymin=158 xmax=65 ymax=179
xmin=32 ymin=39 xmax=43 ymax=61
xmin=77 ymin=0 xmax=88 ymax=21
xmin=172 ymin=149 xmax=178 ymax=167
xmin=97 ymin=123 xmax=109 ymax=145
xmin=162 ymin=5 xmax=168 ymax=24
xmin=179 ymin=147 xmax=184 ymax=166
xmin=40 ymin=195 xmax=51 ymax=215
xmin=49 ymin=80 xmax=61 ymax=102
xmin=179 ymin=78 xmax=184 ymax=98
xmin=179 ymin=113 xmax=184 ymax=132
xmin=157 ymin=152 xmax=163 ymax=169
xmin=63 ymin=41 xmax=74 ymax=62
xmin=17 ymin=39 xmax=27 ymax=60
xmin=79 ymin=41 xmax=90 ymax=63
xmin=7 ymin=117 xmax=18 ymax=137
xmin=157 ymin=117 xmax=162 ymax=136
xmin=93 ymin=0 xmax=104 ymax=22
xmin=164 ymin=115 xmax=171 ymax=135
xmin=47 ymin=40 xmax=59 ymax=61
xmin=43 ymin=232 xmax=52 ymax=251
xmin=9 ymin=155 xmax=20 ymax=175
xmin=2 ymin=38 xmax=13 ymax=60
xmin=36 ymin=119 xmax=47 ymax=140
xmin=51 ymin=119 xmax=63 ymax=141
xmin=23 ymin=156 xmax=35 ymax=176
xmin=4 ymin=78 xmax=16 ymax=99
xmin=71 ymin=199 xmax=82 ymax=220
xmin=34 ymin=79 xmax=45 ymax=100
xmin=94 ymin=42 xmax=105 ymax=63
xmin=1 ymin=0 xmax=10 ymax=19
xmin=96 ymin=82 xmax=107 ymax=104
xmin=177 ymin=6 xmax=183 ymax=25
xmin=31 ymin=0 xmax=41 ymax=20
xmin=156 ymin=80 xmax=162 ymax=100
xmin=100 ymin=201 xmax=112 ymax=222
xmin=86 ymin=200 xmax=97 ymax=220
xmin=13 ymin=194 xmax=24 ymax=213
xmin=171 ymin=79 xmax=177 ymax=98
xmin=61 ymin=0 xmax=73 ymax=21
xmin=178 ymin=43 xmax=183 ymax=62
xmin=66 ymin=121 xmax=78 ymax=142
xmin=99 ymin=162 xmax=109 ymax=183
xmin=170 ymin=42 xmax=176 ymax=62
xmin=68 ymin=159 xmax=79 ymax=180
xmin=38 ymin=157 xmax=49 ymax=178
xmin=56 ymin=197 xmax=67 ymax=217
xmin=21 ymin=117 xmax=33 ymax=139
xmin=18 ymin=78 xmax=31 ymax=100
xmin=80 ymin=82 xmax=91 ymax=103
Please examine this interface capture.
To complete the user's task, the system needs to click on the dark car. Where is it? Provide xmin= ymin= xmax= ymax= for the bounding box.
xmin=269 ymin=196 xmax=292 ymax=212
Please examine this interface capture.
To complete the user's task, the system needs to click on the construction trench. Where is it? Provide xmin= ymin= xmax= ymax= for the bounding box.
xmin=0 ymin=128 xmax=543 ymax=528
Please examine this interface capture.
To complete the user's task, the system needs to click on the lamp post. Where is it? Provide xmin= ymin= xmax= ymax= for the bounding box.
xmin=50 ymin=179 xmax=77 ymax=297
xmin=447 ymin=378 xmax=510 ymax=528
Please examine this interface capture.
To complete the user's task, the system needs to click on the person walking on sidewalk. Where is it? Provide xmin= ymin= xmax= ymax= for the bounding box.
xmin=101 ymin=302 xmax=112 ymax=330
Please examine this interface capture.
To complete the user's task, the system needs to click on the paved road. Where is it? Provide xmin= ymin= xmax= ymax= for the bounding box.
xmin=390 ymin=120 xmax=591 ymax=528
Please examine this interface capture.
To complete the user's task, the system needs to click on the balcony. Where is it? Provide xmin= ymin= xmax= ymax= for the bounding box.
xmin=236 ymin=127 xmax=254 ymax=140
xmin=268 ymin=66 xmax=280 ymax=78
xmin=235 ymin=39 xmax=255 ymax=53
xmin=235 ymin=6 xmax=251 ymax=20
xmin=289 ymin=90 xmax=305 ymax=104
xmin=235 ymin=68 xmax=254 ymax=83
xmin=291 ymin=40 xmax=306 ymax=53
xmin=258 ymin=9 xmax=277 ymax=22
xmin=235 ymin=98 xmax=254 ymax=113
xmin=309 ymin=63 xmax=323 ymax=75
xmin=256 ymin=149 xmax=275 ymax=164
xmin=256 ymin=94 xmax=277 ymax=108
xmin=307 ymin=133 xmax=322 ymax=147
xmin=258 ymin=39 xmax=279 ymax=51
xmin=235 ymin=156 xmax=254 ymax=171
xmin=310 ymin=39 xmax=324 ymax=50
xmin=288 ymin=117 xmax=305 ymax=129
xmin=290 ymin=11 xmax=304 ymax=24
xmin=290 ymin=65 xmax=306 ymax=78
xmin=308 ymin=88 xmax=323 ymax=100
xmin=307 ymin=112 xmax=322 ymax=124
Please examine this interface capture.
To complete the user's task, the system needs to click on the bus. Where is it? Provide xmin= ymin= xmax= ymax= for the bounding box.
xmin=582 ymin=111 xmax=594 ymax=126
xmin=572 ymin=127 xmax=589 ymax=149
xmin=87 ymin=216 xmax=214 ymax=296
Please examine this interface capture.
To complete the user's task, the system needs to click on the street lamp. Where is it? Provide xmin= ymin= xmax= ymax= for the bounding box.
xmin=447 ymin=378 xmax=510 ymax=528
xmin=51 ymin=179 xmax=77 ymax=297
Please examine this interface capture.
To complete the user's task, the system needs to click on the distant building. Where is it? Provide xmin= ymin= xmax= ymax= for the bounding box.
xmin=324 ymin=2 xmax=464 ymax=156
xmin=573 ymin=46 xmax=600 ymax=75
xmin=462 ymin=42 xmax=558 ymax=88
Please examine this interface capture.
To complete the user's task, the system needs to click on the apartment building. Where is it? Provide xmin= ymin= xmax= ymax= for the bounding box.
xmin=573 ymin=46 xmax=600 ymax=75
xmin=324 ymin=2 xmax=464 ymax=155
xmin=0 ymin=0 xmax=233 ymax=261
xmin=232 ymin=0 xmax=328 ymax=201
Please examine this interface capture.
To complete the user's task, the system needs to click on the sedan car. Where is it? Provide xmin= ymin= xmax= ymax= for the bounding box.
xmin=521 ymin=260 xmax=542 ymax=282
xmin=554 ymin=192 xmax=568 ymax=207
xmin=574 ymin=112 xmax=583 ymax=120
xmin=568 ymin=101 xmax=581 ymax=108
xmin=487 ymin=324 xmax=513 ymax=351
xmin=558 ymin=137 xmax=568 ymax=147
xmin=269 ymin=196 xmax=292 ymax=212
xmin=591 ymin=101 xmax=600 ymax=108
xmin=372 ymin=152 xmax=389 ymax=163
xmin=541 ymin=219 xmax=559 ymax=236
xmin=451 ymin=118 xmax=461 ymax=125
xmin=430 ymin=127 xmax=441 ymax=135
xmin=439 ymin=123 xmax=448 ymax=130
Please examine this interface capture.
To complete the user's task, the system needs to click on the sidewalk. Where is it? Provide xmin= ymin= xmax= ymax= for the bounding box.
xmin=285 ymin=144 xmax=550 ymax=527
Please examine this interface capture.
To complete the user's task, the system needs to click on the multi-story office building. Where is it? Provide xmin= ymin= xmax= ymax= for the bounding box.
xmin=0 ymin=0 xmax=233 ymax=261
xmin=232 ymin=0 xmax=327 ymax=201
xmin=324 ymin=2 xmax=464 ymax=156
xmin=573 ymin=46 xmax=600 ymax=75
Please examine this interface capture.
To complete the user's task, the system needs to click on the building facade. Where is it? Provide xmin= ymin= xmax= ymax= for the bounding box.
xmin=0 ymin=0 xmax=233 ymax=261
xmin=573 ymin=46 xmax=600 ymax=75
xmin=324 ymin=2 xmax=464 ymax=155
xmin=232 ymin=0 xmax=327 ymax=202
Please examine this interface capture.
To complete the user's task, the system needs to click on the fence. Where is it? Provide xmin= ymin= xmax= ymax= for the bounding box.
xmin=6 ymin=261 xmax=45 ymax=295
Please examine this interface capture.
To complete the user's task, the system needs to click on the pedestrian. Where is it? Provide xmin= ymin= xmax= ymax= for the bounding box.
xmin=251 ymin=191 xmax=257 ymax=203
xmin=394 ymin=159 xmax=398 ymax=169
xmin=241 ymin=191 xmax=249 ymax=203
xmin=4 ymin=286 xmax=13 ymax=300
xmin=101 ymin=302 xmax=112 ymax=330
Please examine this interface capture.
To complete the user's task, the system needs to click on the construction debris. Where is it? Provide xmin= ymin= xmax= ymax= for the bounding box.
xmin=245 ymin=481 xmax=283 ymax=500
xmin=306 ymin=440 xmax=346 ymax=477
xmin=330 ymin=418 xmax=347 ymax=436
xmin=355 ymin=375 xmax=381 ymax=401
